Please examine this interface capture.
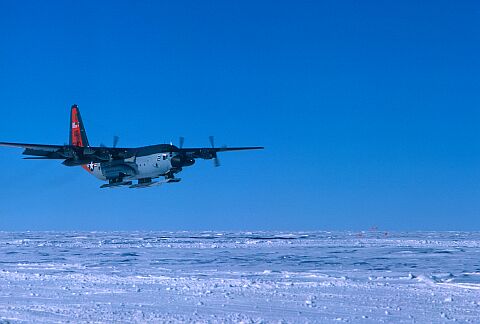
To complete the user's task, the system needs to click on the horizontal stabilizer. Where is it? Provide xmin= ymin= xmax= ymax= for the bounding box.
xmin=0 ymin=142 xmax=63 ymax=151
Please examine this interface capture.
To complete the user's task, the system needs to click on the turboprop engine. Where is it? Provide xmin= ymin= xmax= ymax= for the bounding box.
xmin=170 ymin=155 xmax=195 ymax=168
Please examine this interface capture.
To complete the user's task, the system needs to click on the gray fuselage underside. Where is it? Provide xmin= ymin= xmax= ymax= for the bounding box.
xmin=86 ymin=152 xmax=176 ymax=181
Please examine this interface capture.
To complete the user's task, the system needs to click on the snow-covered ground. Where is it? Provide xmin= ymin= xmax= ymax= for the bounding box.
xmin=0 ymin=231 xmax=479 ymax=323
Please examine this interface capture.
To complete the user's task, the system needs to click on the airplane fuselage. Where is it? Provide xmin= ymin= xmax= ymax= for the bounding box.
xmin=85 ymin=151 xmax=176 ymax=181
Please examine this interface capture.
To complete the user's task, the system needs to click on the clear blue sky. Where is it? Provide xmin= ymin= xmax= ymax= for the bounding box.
xmin=0 ymin=1 xmax=479 ymax=231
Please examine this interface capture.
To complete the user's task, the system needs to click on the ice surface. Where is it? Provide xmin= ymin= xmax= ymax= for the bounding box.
xmin=0 ymin=231 xmax=479 ymax=323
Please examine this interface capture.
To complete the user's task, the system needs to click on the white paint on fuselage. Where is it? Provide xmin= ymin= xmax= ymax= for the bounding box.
xmin=83 ymin=153 xmax=175 ymax=182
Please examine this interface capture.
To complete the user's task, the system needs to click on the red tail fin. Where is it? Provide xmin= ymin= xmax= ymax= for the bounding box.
xmin=70 ymin=104 xmax=89 ymax=147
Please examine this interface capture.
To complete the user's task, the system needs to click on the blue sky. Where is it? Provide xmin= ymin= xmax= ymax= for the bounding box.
xmin=0 ymin=1 xmax=479 ymax=231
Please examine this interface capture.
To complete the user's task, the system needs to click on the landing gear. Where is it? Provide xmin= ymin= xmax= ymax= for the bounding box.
xmin=138 ymin=178 xmax=152 ymax=185
xmin=165 ymin=170 xmax=181 ymax=182
xmin=100 ymin=177 xmax=132 ymax=189
xmin=128 ymin=176 xmax=180 ymax=188
xmin=129 ymin=178 xmax=159 ymax=189
xmin=101 ymin=173 xmax=182 ymax=189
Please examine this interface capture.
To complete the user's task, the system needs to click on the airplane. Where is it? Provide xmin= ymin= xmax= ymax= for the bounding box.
xmin=0 ymin=104 xmax=263 ymax=189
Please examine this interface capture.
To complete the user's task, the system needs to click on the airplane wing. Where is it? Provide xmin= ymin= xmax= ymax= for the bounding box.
xmin=0 ymin=141 xmax=135 ymax=164
xmin=176 ymin=136 xmax=263 ymax=158
xmin=178 ymin=146 xmax=264 ymax=156
xmin=178 ymin=146 xmax=263 ymax=167
xmin=1 ymin=140 xmax=263 ymax=167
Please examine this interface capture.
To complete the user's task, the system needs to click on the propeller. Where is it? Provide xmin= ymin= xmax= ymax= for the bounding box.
xmin=179 ymin=136 xmax=185 ymax=149
xmin=100 ymin=136 xmax=120 ymax=148
xmin=209 ymin=136 xmax=220 ymax=167
xmin=113 ymin=136 xmax=119 ymax=148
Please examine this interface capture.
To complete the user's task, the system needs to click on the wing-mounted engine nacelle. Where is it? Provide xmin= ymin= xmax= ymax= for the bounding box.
xmin=198 ymin=149 xmax=217 ymax=160
xmin=171 ymin=155 xmax=195 ymax=168
xmin=101 ymin=162 xmax=137 ymax=179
